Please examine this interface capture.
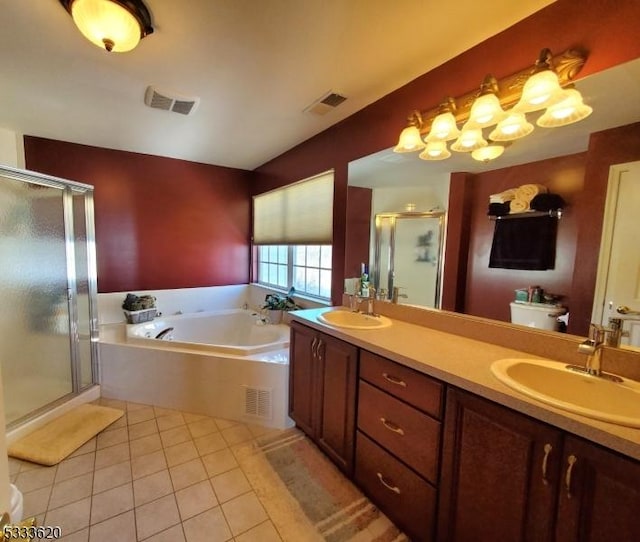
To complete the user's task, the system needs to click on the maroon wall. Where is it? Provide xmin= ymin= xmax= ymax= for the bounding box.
xmin=253 ymin=0 xmax=640 ymax=305
xmin=463 ymin=153 xmax=587 ymax=323
xmin=24 ymin=137 xmax=252 ymax=293
xmin=344 ymin=186 xmax=372 ymax=279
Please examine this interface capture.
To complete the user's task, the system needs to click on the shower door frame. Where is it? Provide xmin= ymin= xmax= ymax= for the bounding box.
xmin=373 ymin=210 xmax=446 ymax=308
xmin=0 ymin=165 xmax=99 ymax=426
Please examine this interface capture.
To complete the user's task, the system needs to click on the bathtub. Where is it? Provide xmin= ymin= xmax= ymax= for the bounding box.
xmin=126 ymin=309 xmax=289 ymax=355
xmin=100 ymin=309 xmax=293 ymax=429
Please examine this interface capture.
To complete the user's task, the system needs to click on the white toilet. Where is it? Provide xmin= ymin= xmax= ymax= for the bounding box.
xmin=510 ymin=302 xmax=566 ymax=331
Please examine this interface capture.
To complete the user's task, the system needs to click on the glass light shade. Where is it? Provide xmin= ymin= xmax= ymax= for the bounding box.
xmin=419 ymin=141 xmax=451 ymax=161
xmin=472 ymin=145 xmax=505 ymax=162
xmin=468 ymin=93 xmax=506 ymax=128
xmin=489 ymin=112 xmax=534 ymax=141
xmin=451 ymin=128 xmax=487 ymax=152
xmin=425 ymin=112 xmax=460 ymax=142
xmin=70 ymin=0 xmax=142 ymax=52
xmin=537 ymin=89 xmax=593 ymax=127
xmin=514 ymin=70 xmax=564 ymax=113
xmin=393 ymin=125 xmax=426 ymax=153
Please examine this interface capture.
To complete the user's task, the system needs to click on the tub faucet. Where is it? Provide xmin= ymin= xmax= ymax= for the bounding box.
xmin=155 ymin=327 xmax=174 ymax=340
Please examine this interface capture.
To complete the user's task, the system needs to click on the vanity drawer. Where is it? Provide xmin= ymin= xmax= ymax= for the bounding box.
xmin=358 ymin=380 xmax=441 ymax=483
xmin=360 ymin=350 xmax=443 ymax=419
xmin=355 ymin=430 xmax=436 ymax=542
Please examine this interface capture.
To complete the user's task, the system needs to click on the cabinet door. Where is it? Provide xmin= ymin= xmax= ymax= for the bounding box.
xmin=438 ymin=388 xmax=562 ymax=542
xmin=288 ymin=321 xmax=319 ymax=437
xmin=556 ymin=435 xmax=640 ymax=542
xmin=316 ymin=332 xmax=358 ymax=474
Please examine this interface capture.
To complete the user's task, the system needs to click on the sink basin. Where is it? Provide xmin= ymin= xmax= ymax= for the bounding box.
xmin=317 ymin=310 xmax=392 ymax=330
xmin=491 ymin=358 xmax=640 ymax=427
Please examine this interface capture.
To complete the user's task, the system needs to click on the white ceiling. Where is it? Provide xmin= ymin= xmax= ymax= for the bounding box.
xmin=0 ymin=0 xmax=556 ymax=170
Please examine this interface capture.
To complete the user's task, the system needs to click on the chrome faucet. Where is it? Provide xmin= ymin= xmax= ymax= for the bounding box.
xmin=366 ymin=286 xmax=377 ymax=316
xmin=392 ymin=286 xmax=408 ymax=304
xmin=574 ymin=323 xmax=622 ymax=382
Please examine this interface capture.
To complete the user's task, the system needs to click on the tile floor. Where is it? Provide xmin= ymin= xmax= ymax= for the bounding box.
xmin=8 ymin=399 xmax=299 ymax=541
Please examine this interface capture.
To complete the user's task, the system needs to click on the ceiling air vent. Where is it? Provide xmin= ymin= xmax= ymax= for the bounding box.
xmin=144 ymin=86 xmax=200 ymax=115
xmin=304 ymin=90 xmax=348 ymax=116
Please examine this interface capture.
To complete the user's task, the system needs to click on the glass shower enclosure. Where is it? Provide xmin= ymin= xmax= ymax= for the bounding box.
xmin=373 ymin=211 xmax=446 ymax=308
xmin=0 ymin=165 xmax=98 ymax=427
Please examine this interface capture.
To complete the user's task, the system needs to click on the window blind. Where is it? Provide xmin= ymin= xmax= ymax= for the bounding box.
xmin=253 ymin=171 xmax=334 ymax=245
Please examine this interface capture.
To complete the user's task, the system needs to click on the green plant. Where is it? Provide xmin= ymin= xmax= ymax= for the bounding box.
xmin=122 ymin=293 xmax=156 ymax=311
xmin=262 ymin=287 xmax=300 ymax=311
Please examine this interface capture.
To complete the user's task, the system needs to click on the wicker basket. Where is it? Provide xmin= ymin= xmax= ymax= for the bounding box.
xmin=123 ymin=308 xmax=157 ymax=324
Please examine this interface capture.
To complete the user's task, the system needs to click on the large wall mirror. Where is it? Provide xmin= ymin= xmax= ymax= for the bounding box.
xmin=347 ymin=57 xmax=640 ymax=345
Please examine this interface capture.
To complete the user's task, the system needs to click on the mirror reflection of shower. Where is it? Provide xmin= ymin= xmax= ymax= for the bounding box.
xmin=373 ymin=210 xmax=446 ymax=308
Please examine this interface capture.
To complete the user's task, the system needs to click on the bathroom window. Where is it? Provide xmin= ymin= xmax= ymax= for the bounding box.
xmin=253 ymin=170 xmax=334 ymax=301
xmin=256 ymin=244 xmax=332 ymax=300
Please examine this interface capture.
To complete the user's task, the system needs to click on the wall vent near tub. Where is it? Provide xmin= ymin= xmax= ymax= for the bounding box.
xmin=243 ymin=386 xmax=272 ymax=420
xmin=144 ymin=86 xmax=200 ymax=115
xmin=303 ymin=90 xmax=347 ymax=116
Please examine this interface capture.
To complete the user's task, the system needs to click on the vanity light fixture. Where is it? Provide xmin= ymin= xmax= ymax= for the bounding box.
xmin=59 ymin=0 xmax=154 ymax=52
xmin=394 ymin=48 xmax=589 ymax=163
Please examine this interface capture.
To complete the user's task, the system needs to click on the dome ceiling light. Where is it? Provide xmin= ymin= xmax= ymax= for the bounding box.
xmin=394 ymin=48 xmax=590 ymax=164
xmin=59 ymin=0 xmax=154 ymax=53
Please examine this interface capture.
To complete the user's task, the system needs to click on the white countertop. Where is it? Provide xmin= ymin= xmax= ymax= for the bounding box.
xmin=289 ymin=307 xmax=640 ymax=461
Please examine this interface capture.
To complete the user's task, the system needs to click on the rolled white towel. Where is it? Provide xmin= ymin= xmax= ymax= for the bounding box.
xmin=509 ymin=197 xmax=530 ymax=214
xmin=516 ymin=183 xmax=547 ymax=202
xmin=489 ymin=188 xmax=517 ymax=204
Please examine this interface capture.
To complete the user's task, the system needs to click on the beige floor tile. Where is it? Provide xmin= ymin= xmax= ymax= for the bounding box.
xmin=154 ymin=406 xmax=180 ymax=418
xmin=90 ymin=483 xmax=134 ymax=525
xmin=169 ymin=458 xmax=207 ymax=491
xmin=194 ymin=432 xmax=227 ymax=456
xmin=8 ymin=457 xmax=22 ymax=475
xmin=221 ymin=492 xmax=268 ymax=536
xmin=22 ymin=485 xmax=52 ymax=518
xmin=60 ymin=527 xmax=88 ymax=542
xmin=144 ymin=524 xmax=186 ymax=542
xmin=130 ymin=433 xmax=163 ymax=458
xmin=55 ymin=453 xmax=95 ymax=483
xmin=126 ymin=401 xmax=150 ymax=411
xmin=201 ymin=448 xmax=238 ymax=478
xmin=133 ymin=469 xmax=173 ymax=507
xmin=160 ymin=426 xmax=192 ymax=448
xmin=183 ymin=507 xmax=232 ymax=542
xmin=96 ymin=427 xmax=128 ymax=450
xmin=210 ymin=468 xmax=251 ymax=503
xmin=213 ymin=418 xmax=238 ymax=430
xmin=221 ymin=425 xmax=253 ymax=446
xmin=89 ymin=510 xmax=136 ymax=542
xmin=15 ymin=465 xmax=57 ymax=493
xmin=99 ymin=398 xmax=127 ymax=410
xmin=92 ymin=461 xmax=132 ymax=494
xmin=105 ymin=414 xmax=127 ymax=430
xmin=128 ymin=418 xmax=158 ymax=441
xmin=157 ymin=413 xmax=185 ymax=431
xmin=135 ymin=494 xmax=181 ymax=540
xmin=182 ymin=412 xmax=207 ymax=424
xmin=49 ymin=472 xmax=93 ymax=510
xmin=245 ymin=423 xmax=279 ymax=438
xmin=127 ymin=406 xmax=155 ymax=425
xmin=45 ymin=497 xmax=91 ymax=536
xmin=187 ymin=418 xmax=218 ymax=439
xmin=94 ymin=443 xmax=130 ymax=470
xmin=131 ymin=450 xmax=167 ymax=480
xmin=175 ymin=479 xmax=218 ymax=520
xmin=164 ymin=441 xmax=199 ymax=468
xmin=235 ymin=520 xmax=283 ymax=542
xmin=68 ymin=438 xmax=97 ymax=459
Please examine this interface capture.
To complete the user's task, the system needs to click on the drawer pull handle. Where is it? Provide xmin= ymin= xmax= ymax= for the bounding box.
xmin=541 ymin=443 xmax=552 ymax=485
xmin=376 ymin=472 xmax=401 ymax=494
xmin=380 ymin=417 xmax=405 ymax=436
xmin=311 ymin=338 xmax=318 ymax=359
xmin=382 ymin=373 xmax=407 ymax=387
xmin=565 ymin=454 xmax=577 ymax=498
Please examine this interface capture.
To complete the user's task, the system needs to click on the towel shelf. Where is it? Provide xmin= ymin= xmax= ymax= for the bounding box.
xmin=489 ymin=209 xmax=562 ymax=221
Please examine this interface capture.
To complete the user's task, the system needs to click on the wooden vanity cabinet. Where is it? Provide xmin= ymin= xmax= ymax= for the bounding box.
xmin=439 ymin=388 xmax=640 ymax=542
xmin=355 ymin=350 xmax=444 ymax=541
xmin=288 ymin=321 xmax=358 ymax=474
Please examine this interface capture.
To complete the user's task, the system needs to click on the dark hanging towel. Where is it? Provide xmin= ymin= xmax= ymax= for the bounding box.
xmin=489 ymin=216 xmax=557 ymax=270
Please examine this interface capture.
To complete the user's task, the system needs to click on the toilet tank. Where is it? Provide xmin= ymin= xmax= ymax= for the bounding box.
xmin=509 ymin=302 xmax=566 ymax=331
